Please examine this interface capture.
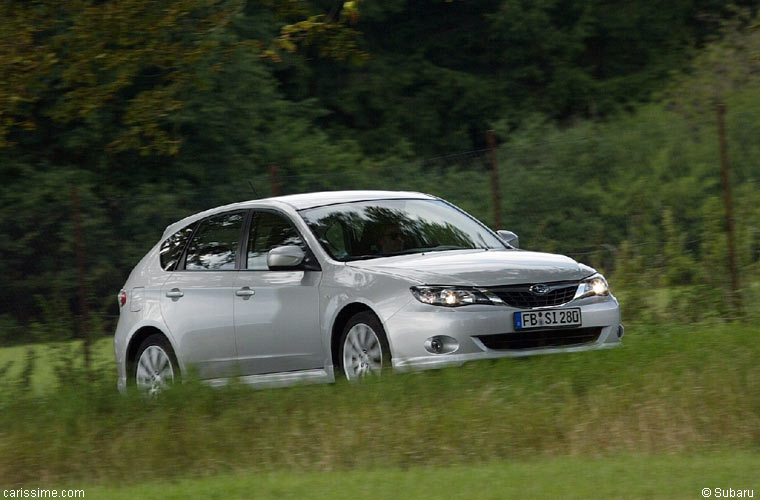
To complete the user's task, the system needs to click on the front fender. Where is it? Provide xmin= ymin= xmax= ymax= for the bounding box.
xmin=320 ymin=265 xmax=415 ymax=360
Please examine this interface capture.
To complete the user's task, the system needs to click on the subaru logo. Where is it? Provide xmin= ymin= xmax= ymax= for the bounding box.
xmin=529 ymin=284 xmax=550 ymax=295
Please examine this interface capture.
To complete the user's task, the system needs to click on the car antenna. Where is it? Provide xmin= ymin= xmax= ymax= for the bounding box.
xmin=247 ymin=180 xmax=259 ymax=199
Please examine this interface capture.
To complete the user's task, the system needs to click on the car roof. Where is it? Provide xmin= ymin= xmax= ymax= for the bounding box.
xmin=161 ymin=190 xmax=436 ymax=239
xmin=267 ymin=190 xmax=435 ymax=210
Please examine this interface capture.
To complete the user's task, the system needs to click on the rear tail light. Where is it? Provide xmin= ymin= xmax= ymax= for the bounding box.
xmin=119 ymin=290 xmax=127 ymax=308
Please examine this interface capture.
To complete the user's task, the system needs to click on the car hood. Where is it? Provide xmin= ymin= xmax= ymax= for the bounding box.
xmin=346 ymin=249 xmax=593 ymax=286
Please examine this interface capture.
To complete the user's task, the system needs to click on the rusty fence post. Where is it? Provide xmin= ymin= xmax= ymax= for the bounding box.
xmin=716 ymin=103 xmax=742 ymax=317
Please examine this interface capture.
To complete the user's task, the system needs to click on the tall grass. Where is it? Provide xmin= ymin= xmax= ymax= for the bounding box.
xmin=1 ymin=322 xmax=758 ymax=486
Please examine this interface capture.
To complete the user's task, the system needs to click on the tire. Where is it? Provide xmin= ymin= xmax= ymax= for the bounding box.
xmin=132 ymin=334 xmax=180 ymax=395
xmin=338 ymin=311 xmax=392 ymax=381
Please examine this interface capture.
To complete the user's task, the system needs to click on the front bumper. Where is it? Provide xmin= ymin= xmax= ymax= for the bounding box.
xmin=386 ymin=295 xmax=622 ymax=372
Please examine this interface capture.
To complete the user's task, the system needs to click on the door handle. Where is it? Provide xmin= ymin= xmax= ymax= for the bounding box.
xmin=236 ymin=287 xmax=255 ymax=299
xmin=165 ymin=288 xmax=184 ymax=299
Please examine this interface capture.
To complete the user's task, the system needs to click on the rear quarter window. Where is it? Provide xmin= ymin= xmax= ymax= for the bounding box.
xmin=159 ymin=225 xmax=195 ymax=271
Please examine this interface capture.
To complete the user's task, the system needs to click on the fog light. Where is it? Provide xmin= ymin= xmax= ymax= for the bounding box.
xmin=430 ymin=338 xmax=443 ymax=353
xmin=424 ymin=335 xmax=459 ymax=355
xmin=617 ymin=324 xmax=625 ymax=339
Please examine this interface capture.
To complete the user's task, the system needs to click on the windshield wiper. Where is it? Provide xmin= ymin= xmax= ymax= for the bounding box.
xmin=344 ymin=254 xmax=392 ymax=261
xmin=345 ymin=246 xmax=483 ymax=261
xmin=423 ymin=245 xmax=473 ymax=252
xmin=388 ymin=245 xmax=477 ymax=256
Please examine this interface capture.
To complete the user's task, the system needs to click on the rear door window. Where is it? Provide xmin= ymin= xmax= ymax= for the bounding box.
xmin=184 ymin=212 xmax=245 ymax=271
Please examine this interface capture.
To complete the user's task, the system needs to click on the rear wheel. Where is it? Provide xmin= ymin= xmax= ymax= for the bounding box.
xmin=132 ymin=334 xmax=179 ymax=395
xmin=338 ymin=312 xmax=391 ymax=381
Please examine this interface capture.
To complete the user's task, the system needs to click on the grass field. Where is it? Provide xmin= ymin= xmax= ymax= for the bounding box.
xmin=84 ymin=453 xmax=759 ymax=499
xmin=1 ymin=322 xmax=758 ymax=494
xmin=0 ymin=336 xmax=114 ymax=393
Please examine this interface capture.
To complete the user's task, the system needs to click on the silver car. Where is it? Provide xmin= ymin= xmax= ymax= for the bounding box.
xmin=114 ymin=191 xmax=622 ymax=394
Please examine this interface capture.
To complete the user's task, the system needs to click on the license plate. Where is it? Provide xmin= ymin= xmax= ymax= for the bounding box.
xmin=514 ymin=307 xmax=582 ymax=330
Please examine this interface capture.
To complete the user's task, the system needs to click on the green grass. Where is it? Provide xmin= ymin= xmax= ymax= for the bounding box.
xmin=1 ymin=323 xmax=759 ymax=487
xmin=0 ymin=337 xmax=113 ymax=393
xmin=85 ymin=453 xmax=760 ymax=499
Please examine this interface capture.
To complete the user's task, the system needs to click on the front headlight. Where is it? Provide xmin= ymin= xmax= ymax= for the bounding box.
xmin=410 ymin=286 xmax=501 ymax=307
xmin=578 ymin=273 xmax=610 ymax=298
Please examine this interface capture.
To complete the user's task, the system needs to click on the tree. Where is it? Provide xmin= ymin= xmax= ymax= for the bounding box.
xmin=0 ymin=0 xmax=365 ymax=154
xmin=0 ymin=0 xmax=369 ymax=343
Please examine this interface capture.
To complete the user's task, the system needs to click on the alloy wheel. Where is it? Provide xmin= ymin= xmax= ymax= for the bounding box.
xmin=135 ymin=345 xmax=175 ymax=395
xmin=341 ymin=322 xmax=383 ymax=380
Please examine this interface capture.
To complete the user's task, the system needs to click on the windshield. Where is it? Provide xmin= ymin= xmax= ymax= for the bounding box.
xmin=299 ymin=199 xmax=506 ymax=261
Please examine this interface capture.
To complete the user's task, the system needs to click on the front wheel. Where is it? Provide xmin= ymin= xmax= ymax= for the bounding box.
xmin=132 ymin=334 xmax=180 ymax=395
xmin=338 ymin=312 xmax=392 ymax=381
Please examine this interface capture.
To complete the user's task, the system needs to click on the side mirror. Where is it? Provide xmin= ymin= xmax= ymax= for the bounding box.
xmin=267 ymin=245 xmax=305 ymax=270
xmin=496 ymin=230 xmax=519 ymax=249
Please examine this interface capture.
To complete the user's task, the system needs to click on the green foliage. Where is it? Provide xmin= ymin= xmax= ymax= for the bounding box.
xmin=0 ymin=338 xmax=114 ymax=395
xmin=487 ymin=74 xmax=760 ymax=318
xmin=700 ymin=197 xmax=730 ymax=281
xmin=662 ymin=208 xmax=699 ymax=286
xmin=1 ymin=0 xmax=242 ymax=152
xmin=1 ymin=2 xmax=759 ymax=341
xmin=0 ymin=314 xmax=22 ymax=346
xmin=303 ymin=0 xmax=759 ymax=154
xmin=0 ymin=0 xmax=365 ymax=153
xmin=611 ymin=242 xmax=655 ymax=324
